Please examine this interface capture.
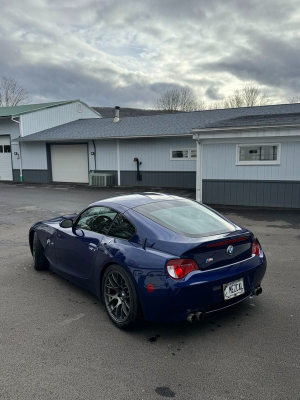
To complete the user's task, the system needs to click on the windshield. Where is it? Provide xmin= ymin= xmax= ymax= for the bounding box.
xmin=134 ymin=200 xmax=237 ymax=237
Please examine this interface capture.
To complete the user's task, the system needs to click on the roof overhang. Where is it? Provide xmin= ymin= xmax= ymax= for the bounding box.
xmin=193 ymin=124 xmax=300 ymax=141
xmin=16 ymin=133 xmax=193 ymax=142
xmin=0 ymin=100 xmax=102 ymax=118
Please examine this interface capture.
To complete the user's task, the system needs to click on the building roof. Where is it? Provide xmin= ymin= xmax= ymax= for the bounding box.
xmin=201 ymin=112 xmax=300 ymax=130
xmin=0 ymin=100 xmax=82 ymax=118
xmin=18 ymin=102 xmax=300 ymax=142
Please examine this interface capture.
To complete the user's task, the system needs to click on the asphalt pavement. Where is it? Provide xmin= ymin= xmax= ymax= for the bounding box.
xmin=0 ymin=183 xmax=299 ymax=400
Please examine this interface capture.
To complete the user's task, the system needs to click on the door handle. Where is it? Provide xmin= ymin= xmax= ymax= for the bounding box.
xmin=88 ymin=243 xmax=98 ymax=251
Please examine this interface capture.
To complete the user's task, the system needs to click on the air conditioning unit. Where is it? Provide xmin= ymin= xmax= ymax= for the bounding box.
xmin=89 ymin=173 xmax=114 ymax=187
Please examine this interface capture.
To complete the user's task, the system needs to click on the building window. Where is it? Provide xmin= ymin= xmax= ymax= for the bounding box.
xmin=171 ymin=149 xmax=197 ymax=160
xmin=0 ymin=146 xmax=3 ymax=153
xmin=237 ymin=144 xmax=280 ymax=165
xmin=190 ymin=149 xmax=197 ymax=159
xmin=4 ymin=145 xmax=11 ymax=153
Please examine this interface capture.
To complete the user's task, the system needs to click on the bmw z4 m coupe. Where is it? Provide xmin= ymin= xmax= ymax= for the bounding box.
xmin=29 ymin=193 xmax=266 ymax=329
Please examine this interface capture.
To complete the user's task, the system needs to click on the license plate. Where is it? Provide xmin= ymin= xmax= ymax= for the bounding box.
xmin=223 ymin=278 xmax=245 ymax=300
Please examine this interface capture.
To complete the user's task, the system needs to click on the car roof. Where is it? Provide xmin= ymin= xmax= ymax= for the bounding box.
xmin=91 ymin=192 xmax=187 ymax=209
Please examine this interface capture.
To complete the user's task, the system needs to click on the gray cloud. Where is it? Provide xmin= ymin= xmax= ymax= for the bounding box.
xmin=0 ymin=0 xmax=299 ymax=107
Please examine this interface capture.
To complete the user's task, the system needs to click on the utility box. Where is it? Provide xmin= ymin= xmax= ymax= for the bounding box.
xmin=89 ymin=173 xmax=114 ymax=187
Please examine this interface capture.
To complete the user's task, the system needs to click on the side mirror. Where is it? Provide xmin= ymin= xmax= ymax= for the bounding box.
xmin=60 ymin=219 xmax=73 ymax=228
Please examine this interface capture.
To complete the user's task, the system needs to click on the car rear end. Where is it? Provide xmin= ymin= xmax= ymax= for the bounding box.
xmin=131 ymin=199 xmax=267 ymax=322
xmin=163 ymin=236 xmax=266 ymax=322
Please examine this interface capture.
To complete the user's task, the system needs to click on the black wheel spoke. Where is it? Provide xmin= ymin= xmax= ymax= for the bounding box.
xmin=122 ymin=302 xmax=129 ymax=316
xmin=108 ymin=276 xmax=118 ymax=289
xmin=107 ymin=294 xmax=118 ymax=303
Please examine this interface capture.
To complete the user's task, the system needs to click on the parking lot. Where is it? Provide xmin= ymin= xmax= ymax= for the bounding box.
xmin=0 ymin=183 xmax=299 ymax=400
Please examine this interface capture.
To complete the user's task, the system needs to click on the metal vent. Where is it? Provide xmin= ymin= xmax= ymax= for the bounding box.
xmin=89 ymin=173 xmax=114 ymax=187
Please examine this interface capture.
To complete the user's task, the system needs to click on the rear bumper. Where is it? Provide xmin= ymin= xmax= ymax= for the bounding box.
xmin=140 ymin=254 xmax=267 ymax=322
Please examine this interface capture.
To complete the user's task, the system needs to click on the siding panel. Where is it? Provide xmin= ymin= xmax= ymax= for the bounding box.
xmin=203 ymin=180 xmax=300 ymax=208
xmin=0 ymin=119 xmax=20 ymax=139
xmin=120 ymin=171 xmax=196 ymax=188
xmin=94 ymin=137 xmax=197 ymax=172
xmin=291 ymin=184 xmax=300 ymax=208
xmin=284 ymin=184 xmax=293 ymax=208
xmin=270 ymin=184 xmax=278 ymax=207
xmin=203 ymin=141 xmax=300 ymax=181
xmin=21 ymin=142 xmax=48 ymax=169
xmin=13 ymin=169 xmax=51 ymax=183
xmin=21 ymin=102 xmax=100 ymax=137
xmin=94 ymin=140 xmax=117 ymax=170
xmin=277 ymin=185 xmax=286 ymax=208
xmin=249 ymin=182 xmax=257 ymax=206
xmin=229 ymin=181 xmax=237 ymax=205
xmin=256 ymin=182 xmax=264 ymax=206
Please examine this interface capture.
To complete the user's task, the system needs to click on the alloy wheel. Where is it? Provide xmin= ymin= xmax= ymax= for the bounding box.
xmin=104 ymin=271 xmax=131 ymax=323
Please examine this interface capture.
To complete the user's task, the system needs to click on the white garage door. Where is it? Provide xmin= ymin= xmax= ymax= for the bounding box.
xmin=0 ymin=136 xmax=13 ymax=181
xmin=51 ymin=144 xmax=89 ymax=183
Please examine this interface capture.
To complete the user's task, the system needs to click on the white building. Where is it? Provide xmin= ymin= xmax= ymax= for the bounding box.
xmin=1 ymin=101 xmax=300 ymax=208
xmin=0 ymin=100 xmax=100 ymax=182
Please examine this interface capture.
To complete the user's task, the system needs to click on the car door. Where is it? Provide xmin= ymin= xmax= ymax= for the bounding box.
xmin=54 ymin=206 xmax=118 ymax=279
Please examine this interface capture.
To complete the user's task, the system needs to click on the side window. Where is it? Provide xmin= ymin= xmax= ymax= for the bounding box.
xmin=0 ymin=146 xmax=3 ymax=153
xmin=237 ymin=144 xmax=280 ymax=165
xmin=108 ymin=214 xmax=136 ymax=240
xmin=171 ymin=149 xmax=197 ymax=160
xmin=76 ymin=206 xmax=117 ymax=234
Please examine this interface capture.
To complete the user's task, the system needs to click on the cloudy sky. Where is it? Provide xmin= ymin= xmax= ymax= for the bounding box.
xmin=0 ymin=0 xmax=299 ymax=108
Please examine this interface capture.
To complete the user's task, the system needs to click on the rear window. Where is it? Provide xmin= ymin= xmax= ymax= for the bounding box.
xmin=134 ymin=200 xmax=236 ymax=237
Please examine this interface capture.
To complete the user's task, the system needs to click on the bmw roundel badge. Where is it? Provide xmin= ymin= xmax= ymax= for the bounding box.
xmin=227 ymin=245 xmax=234 ymax=255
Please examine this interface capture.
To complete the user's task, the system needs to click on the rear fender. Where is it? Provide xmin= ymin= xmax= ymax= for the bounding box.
xmin=92 ymin=241 xmax=173 ymax=310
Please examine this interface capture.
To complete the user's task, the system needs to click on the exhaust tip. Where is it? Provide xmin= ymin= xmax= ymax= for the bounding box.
xmin=254 ymin=286 xmax=262 ymax=296
xmin=186 ymin=313 xmax=197 ymax=323
xmin=195 ymin=311 xmax=206 ymax=322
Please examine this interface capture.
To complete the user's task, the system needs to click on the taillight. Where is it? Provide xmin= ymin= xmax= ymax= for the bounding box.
xmin=252 ymin=239 xmax=261 ymax=256
xmin=167 ymin=259 xmax=199 ymax=279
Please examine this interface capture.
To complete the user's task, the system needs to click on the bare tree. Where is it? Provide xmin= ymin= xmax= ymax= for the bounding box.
xmin=0 ymin=77 xmax=29 ymax=107
xmin=287 ymin=96 xmax=300 ymax=104
xmin=155 ymin=87 xmax=205 ymax=112
xmin=220 ymin=85 xmax=269 ymax=109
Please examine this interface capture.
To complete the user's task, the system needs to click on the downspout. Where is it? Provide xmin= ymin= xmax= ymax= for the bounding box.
xmin=196 ymin=139 xmax=203 ymax=202
xmin=92 ymin=140 xmax=97 ymax=170
xmin=117 ymin=139 xmax=121 ymax=185
xmin=11 ymin=116 xmax=23 ymax=183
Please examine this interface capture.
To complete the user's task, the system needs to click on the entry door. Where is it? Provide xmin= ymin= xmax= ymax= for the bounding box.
xmin=51 ymin=144 xmax=89 ymax=183
xmin=0 ymin=136 xmax=13 ymax=181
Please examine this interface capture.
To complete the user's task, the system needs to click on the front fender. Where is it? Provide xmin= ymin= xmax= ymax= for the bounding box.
xmin=29 ymin=222 xmax=57 ymax=265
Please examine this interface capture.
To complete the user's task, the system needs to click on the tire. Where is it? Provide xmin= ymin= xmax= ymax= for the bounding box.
xmin=102 ymin=264 xmax=140 ymax=330
xmin=32 ymin=232 xmax=48 ymax=271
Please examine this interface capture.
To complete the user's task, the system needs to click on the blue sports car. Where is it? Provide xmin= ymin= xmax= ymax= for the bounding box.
xmin=29 ymin=193 xmax=266 ymax=329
